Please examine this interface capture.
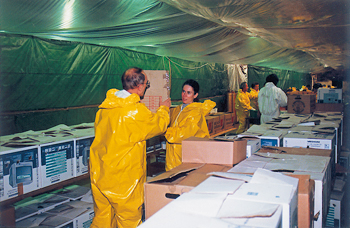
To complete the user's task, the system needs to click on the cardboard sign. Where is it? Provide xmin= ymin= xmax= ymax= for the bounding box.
xmin=142 ymin=70 xmax=170 ymax=113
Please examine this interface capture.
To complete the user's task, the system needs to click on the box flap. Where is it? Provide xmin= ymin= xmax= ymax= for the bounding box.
xmin=250 ymin=168 xmax=299 ymax=193
xmin=259 ymin=146 xmax=332 ymax=157
xmin=191 ymin=176 xmax=244 ymax=194
xmin=208 ymin=172 xmax=253 ymax=182
xmin=148 ymin=163 xmax=204 ymax=183
xmin=217 ymin=198 xmax=280 ymax=218
xmin=179 ymin=164 xmax=231 ymax=187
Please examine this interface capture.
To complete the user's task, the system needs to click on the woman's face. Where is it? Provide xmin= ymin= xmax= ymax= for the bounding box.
xmin=182 ymin=84 xmax=198 ymax=104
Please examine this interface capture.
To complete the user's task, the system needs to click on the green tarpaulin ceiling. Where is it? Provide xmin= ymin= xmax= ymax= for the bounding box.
xmin=1 ymin=0 xmax=348 ymax=135
xmin=1 ymin=0 xmax=349 ymax=73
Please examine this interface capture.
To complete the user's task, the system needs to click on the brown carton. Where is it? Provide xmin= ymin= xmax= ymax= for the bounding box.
xmin=259 ymin=146 xmax=332 ymax=157
xmin=144 ymin=163 xmax=231 ymax=219
xmin=287 ymin=174 xmax=315 ymax=228
xmin=287 ymin=94 xmax=316 ymax=114
xmin=315 ymin=103 xmax=344 ymax=112
xmin=182 ymin=137 xmax=247 ymax=166
xmin=224 ymin=112 xmax=234 ymax=130
xmin=210 ymin=112 xmax=225 ymax=134
xmin=205 ymin=115 xmax=217 ymax=135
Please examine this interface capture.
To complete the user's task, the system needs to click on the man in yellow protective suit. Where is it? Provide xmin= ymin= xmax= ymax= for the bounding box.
xmin=90 ymin=67 xmax=171 ymax=228
xmin=235 ymin=82 xmax=254 ymax=134
xmin=165 ymin=79 xmax=216 ymax=171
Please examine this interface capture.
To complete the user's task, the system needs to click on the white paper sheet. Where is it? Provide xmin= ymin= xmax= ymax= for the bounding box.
xmin=191 ymin=176 xmax=244 ymax=194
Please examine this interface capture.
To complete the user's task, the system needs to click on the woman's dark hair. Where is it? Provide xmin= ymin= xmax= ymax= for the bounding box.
xmin=266 ymin=74 xmax=279 ymax=86
xmin=251 ymin=82 xmax=259 ymax=89
xmin=183 ymin=79 xmax=200 ymax=102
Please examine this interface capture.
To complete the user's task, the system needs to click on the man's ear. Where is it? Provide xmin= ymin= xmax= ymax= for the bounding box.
xmin=194 ymin=93 xmax=198 ymax=99
xmin=137 ymin=84 xmax=143 ymax=92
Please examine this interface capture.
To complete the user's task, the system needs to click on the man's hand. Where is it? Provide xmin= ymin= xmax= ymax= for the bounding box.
xmin=160 ymin=98 xmax=171 ymax=108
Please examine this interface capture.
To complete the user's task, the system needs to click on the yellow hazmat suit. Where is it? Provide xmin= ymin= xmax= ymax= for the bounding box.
xmin=90 ymin=89 xmax=170 ymax=228
xmin=235 ymin=89 xmax=253 ymax=134
xmin=165 ymin=100 xmax=216 ymax=171
xmin=249 ymin=89 xmax=259 ymax=110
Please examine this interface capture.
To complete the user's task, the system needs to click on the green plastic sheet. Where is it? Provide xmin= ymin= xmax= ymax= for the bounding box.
xmin=0 ymin=34 xmax=229 ymax=135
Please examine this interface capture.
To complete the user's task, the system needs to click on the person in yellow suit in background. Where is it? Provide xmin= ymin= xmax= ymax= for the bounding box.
xmin=90 ymin=67 xmax=171 ymax=228
xmin=235 ymin=82 xmax=254 ymax=134
xmin=249 ymin=82 xmax=259 ymax=111
xmin=165 ymin=79 xmax=216 ymax=171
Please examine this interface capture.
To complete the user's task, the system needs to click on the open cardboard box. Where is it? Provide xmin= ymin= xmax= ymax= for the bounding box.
xmin=144 ymin=163 xmax=231 ymax=219
xmin=286 ymin=174 xmax=315 ymax=228
xmin=229 ymin=151 xmax=331 ymax=228
xmin=182 ymin=137 xmax=247 ymax=166
xmin=259 ymin=146 xmax=331 ymax=157
xmin=142 ymin=169 xmax=298 ymax=228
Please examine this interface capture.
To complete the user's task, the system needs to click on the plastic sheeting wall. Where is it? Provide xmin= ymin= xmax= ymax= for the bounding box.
xmin=248 ymin=66 xmax=311 ymax=91
xmin=0 ymin=34 xmax=229 ymax=136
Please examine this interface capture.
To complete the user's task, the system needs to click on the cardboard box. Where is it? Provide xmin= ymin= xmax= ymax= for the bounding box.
xmin=16 ymin=201 xmax=94 ymax=228
xmin=144 ymin=163 xmax=231 ymax=219
xmin=73 ymin=206 xmax=94 ymax=228
xmin=182 ymin=137 xmax=247 ymax=166
xmin=39 ymin=139 xmax=75 ymax=188
xmin=0 ymin=205 xmax=15 ymax=227
xmin=317 ymin=88 xmax=342 ymax=103
xmin=15 ymin=193 xmax=71 ymax=222
xmin=259 ymin=130 xmax=287 ymax=147
xmin=231 ymin=109 xmax=237 ymax=124
xmin=142 ymin=191 xmax=283 ymax=228
xmin=287 ymin=94 xmax=316 ymax=114
xmin=228 ymin=169 xmax=299 ymax=228
xmin=229 ymin=152 xmax=332 ymax=228
xmin=315 ymin=103 xmax=344 ymax=112
xmin=146 ymin=135 xmax=161 ymax=153
xmin=0 ymin=146 xmax=41 ymax=202
xmin=283 ymin=131 xmax=335 ymax=152
xmin=75 ymin=136 xmax=94 ymax=177
xmin=49 ymin=201 xmax=94 ymax=228
xmin=218 ymin=199 xmax=283 ymax=228
xmin=224 ymin=113 xmax=234 ymax=130
xmin=205 ymin=115 xmax=217 ymax=135
xmin=142 ymin=70 xmax=170 ymax=113
xmin=210 ymin=113 xmax=225 ymax=134
xmin=287 ymin=174 xmax=315 ymax=228
xmin=142 ymin=169 xmax=291 ymax=228
xmin=326 ymin=191 xmax=344 ymax=228
xmin=16 ymin=212 xmax=74 ymax=228
xmin=339 ymin=152 xmax=350 ymax=169
xmin=259 ymin=146 xmax=332 ymax=157
xmin=238 ymin=136 xmax=261 ymax=158
xmin=283 ymin=131 xmax=336 ymax=176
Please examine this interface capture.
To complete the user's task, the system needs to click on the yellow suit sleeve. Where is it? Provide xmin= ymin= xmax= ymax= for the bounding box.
xmin=133 ymin=104 xmax=170 ymax=142
xmin=165 ymin=111 xmax=202 ymax=144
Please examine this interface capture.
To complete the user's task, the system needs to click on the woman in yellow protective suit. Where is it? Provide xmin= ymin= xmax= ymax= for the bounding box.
xmin=165 ymin=79 xmax=216 ymax=171
xmin=90 ymin=67 xmax=170 ymax=228
xmin=235 ymin=82 xmax=254 ymax=134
